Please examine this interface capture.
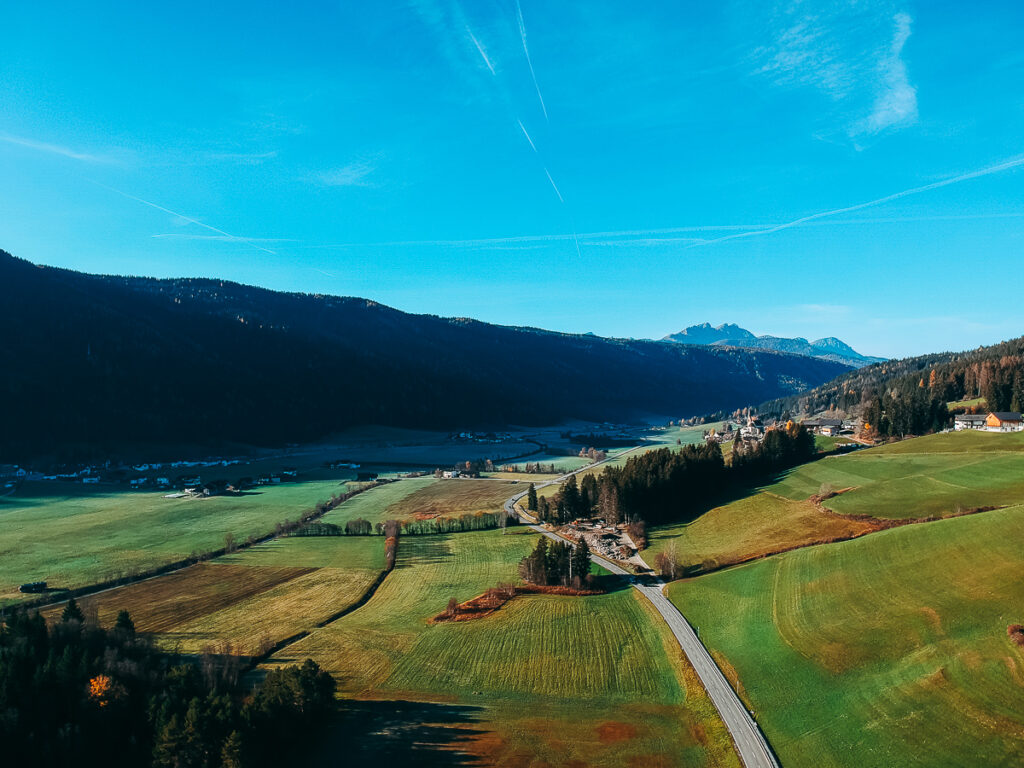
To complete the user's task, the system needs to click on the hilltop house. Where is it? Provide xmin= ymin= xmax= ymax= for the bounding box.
xmin=953 ymin=412 xmax=1023 ymax=432
xmin=986 ymin=412 xmax=1024 ymax=432
xmin=954 ymin=413 xmax=988 ymax=431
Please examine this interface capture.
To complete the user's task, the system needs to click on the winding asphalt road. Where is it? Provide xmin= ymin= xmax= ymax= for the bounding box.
xmin=503 ymin=454 xmax=779 ymax=768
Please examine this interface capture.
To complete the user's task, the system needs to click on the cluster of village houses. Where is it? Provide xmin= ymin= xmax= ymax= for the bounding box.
xmin=700 ymin=410 xmax=1024 ymax=447
xmin=0 ymin=457 xmax=302 ymax=497
xmin=447 ymin=431 xmax=514 ymax=443
xmin=704 ymin=415 xmax=856 ymax=446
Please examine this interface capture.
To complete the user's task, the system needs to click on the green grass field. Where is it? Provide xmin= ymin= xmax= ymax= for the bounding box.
xmin=770 ymin=432 xmax=1024 ymax=519
xmin=41 ymin=536 xmax=386 ymax=655
xmin=645 ymin=492 xmax=878 ymax=573
xmin=814 ymin=434 xmax=853 ymax=452
xmin=497 ymin=453 xmax=594 ymax=473
xmin=0 ymin=478 xmax=353 ymax=605
xmin=668 ymin=505 xmax=1024 ymax=768
xmin=871 ymin=429 xmax=1024 ymax=454
xmin=266 ymin=530 xmax=739 ymax=767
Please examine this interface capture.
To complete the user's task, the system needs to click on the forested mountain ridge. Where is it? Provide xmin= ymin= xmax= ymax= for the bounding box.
xmin=759 ymin=336 xmax=1024 ymax=436
xmin=0 ymin=250 xmax=848 ymax=460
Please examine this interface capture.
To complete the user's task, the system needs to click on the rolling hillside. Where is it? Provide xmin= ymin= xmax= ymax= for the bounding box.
xmin=0 ymin=250 xmax=848 ymax=460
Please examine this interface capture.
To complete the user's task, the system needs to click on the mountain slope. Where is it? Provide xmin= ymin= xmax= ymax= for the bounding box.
xmin=758 ymin=335 xmax=1024 ymax=420
xmin=662 ymin=322 xmax=756 ymax=346
xmin=662 ymin=323 xmax=884 ymax=367
xmin=0 ymin=251 xmax=849 ymax=460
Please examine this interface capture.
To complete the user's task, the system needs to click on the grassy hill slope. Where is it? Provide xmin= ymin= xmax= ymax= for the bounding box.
xmin=668 ymin=506 xmax=1024 ymax=768
xmin=647 ymin=431 xmax=1024 ymax=572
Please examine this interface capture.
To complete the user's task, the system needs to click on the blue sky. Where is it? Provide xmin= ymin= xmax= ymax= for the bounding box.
xmin=2 ymin=1 xmax=1023 ymax=358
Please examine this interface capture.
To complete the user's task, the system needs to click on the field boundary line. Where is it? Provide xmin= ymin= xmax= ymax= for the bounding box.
xmin=3 ymin=480 xmax=389 ymax=616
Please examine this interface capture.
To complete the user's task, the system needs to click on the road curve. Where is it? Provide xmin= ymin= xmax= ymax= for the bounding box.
xmin=503 ymin=453 xmax=779 ymax=768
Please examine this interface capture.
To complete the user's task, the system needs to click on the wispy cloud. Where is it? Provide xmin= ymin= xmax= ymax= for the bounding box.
xmin=409 ymin=0 xmax=484 ymax=87
xmin=204 ymin=150 xmax=278 ymax=165
xmin=860 ymin=12 xmax=917 ymax=135
xmin=749 ymin=2 xmax=918 ymax=139
xmin=515 ymin=0 xmax=548 ymax=120
xmin=0 ymin=133 xmax=114 ymax=163
xmin=312 ymin=162 xmax=375 ymax=187
xmin=89 ymin=180 xmax=278 ymax=255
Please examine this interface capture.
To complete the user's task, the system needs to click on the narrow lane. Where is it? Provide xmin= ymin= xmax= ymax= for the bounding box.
xmin=504 ymin=449 xmax=779 ymax=768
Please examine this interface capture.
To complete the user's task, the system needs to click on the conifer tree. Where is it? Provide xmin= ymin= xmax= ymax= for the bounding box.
xmin=221 ymin=731 xmax=244 ymax=768
xmin=114 ymin=609 xmax=135 ymax=635
xmin=570 ymin=538 xmax=591 ymax=585
xmin=61 ymin=597 xmax=84 ymax=623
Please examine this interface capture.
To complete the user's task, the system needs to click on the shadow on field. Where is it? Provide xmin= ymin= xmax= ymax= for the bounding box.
xmin=396 ymin=538 xmax=453 ymax=568
xmin=311 ymin=699 xmax=487 ymax=767
xmin=590 ymin=572 xmax=631 ymax=594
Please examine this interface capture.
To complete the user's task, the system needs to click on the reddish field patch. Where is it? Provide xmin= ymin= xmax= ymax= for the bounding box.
xmin=596 ymin=721 xmax=636 ymax=743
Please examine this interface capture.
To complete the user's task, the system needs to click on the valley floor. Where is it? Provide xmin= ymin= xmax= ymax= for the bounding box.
xmin=16 ymin=425 xmax=1024 ymax=767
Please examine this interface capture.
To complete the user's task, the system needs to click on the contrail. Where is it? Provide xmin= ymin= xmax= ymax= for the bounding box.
xmin=543 ymin=167 xmax=565 ymax=203
xmin=518 ymin=119 xmax=565 ymax=205
xmin=518 ymin=119 xmax=538 ymax=153
xmin=1 ymin=133 xmax=111 ymax=164
xmin=151 ymin=234 xmax=296 ymax=244
xmin=89 ymin=180 xmax=278 ymax=255
xmin=570 ymin=225 xmax=583 ymax=258
xmin=467 ymin=27 xmax=496 ymax=74
xmin=696 ymin=154 xmax=1024 ymax=247
xmin=515 ymin=0 xmax=548 ymax=120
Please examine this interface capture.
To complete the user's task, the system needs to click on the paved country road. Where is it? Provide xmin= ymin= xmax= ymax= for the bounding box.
xmin=504 ymin=452 xmax=780 ymax=768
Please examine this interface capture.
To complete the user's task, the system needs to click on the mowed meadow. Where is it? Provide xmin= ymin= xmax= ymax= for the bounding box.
xmin=668 ymin=506 xmax=1024 ymax=767
xmin=266 ymin=529 xmax=740 ymax=768
xmin=649 ymin=429 xmax=1024 ymax=767
xmin=646 ymin=430 xmax=1024 ymax=572
xmin=0 ymin=478 xmax=357 ymax=605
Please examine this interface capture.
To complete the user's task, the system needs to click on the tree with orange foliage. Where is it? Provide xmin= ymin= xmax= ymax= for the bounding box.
xmin=88 ymin=675 xmax=113 ymax=707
